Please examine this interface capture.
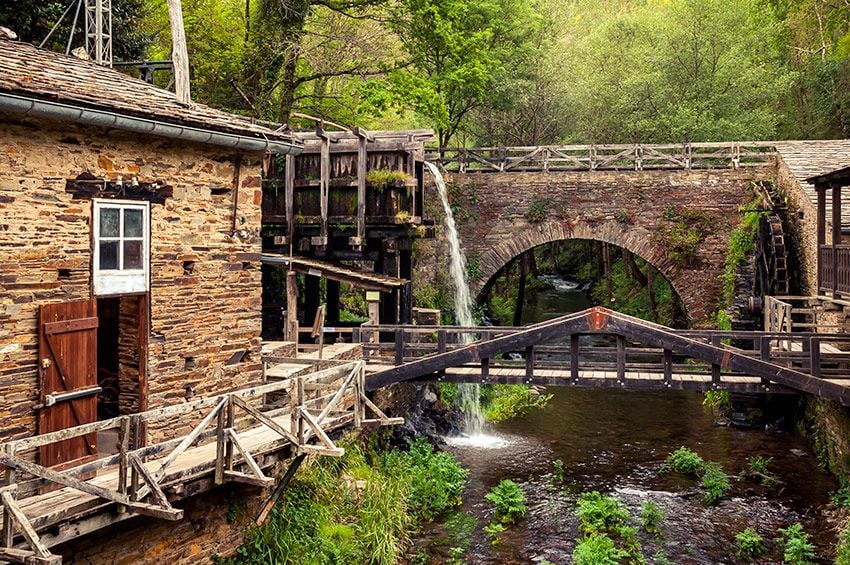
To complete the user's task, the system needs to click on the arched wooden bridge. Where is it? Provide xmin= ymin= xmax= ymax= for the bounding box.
xmin=359 ymin=307 xmax=850 ymax=405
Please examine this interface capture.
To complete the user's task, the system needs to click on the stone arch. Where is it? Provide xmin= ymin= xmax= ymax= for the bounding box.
xmin=469 ymin=219 xmax=698 ymax=322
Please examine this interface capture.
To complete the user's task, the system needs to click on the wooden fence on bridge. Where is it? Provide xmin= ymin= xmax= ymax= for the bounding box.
xmin=0 ymin=361 xmax=401 ymax=564
xmin=357 ymin=307 xmax=850 ymax=404
xmin=432 ymin=142 xmax=777 ymax=172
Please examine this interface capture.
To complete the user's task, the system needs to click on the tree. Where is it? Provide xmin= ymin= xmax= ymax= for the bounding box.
xmin=361 ymin=0 xmax=542 ymax=147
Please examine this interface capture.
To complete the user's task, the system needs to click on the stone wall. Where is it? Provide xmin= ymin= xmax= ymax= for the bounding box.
xmin=0 ymin=113 xmax=265 ymax=444
xmin=422 ymin=167 xmax=773 ymax=323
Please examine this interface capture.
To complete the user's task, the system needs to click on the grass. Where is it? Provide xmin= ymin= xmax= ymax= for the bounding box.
xmin=366 ymin=169 xmax=410 ymax=188
xmin=224 ymin=435 xmax=467 ymax=564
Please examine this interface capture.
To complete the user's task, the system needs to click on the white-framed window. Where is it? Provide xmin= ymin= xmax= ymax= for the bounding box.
xmin=93 ymin=199 xmax=150 ymax=295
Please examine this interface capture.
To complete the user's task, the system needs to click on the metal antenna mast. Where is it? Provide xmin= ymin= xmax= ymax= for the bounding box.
xmin=84 ymin=0 xmax=112 ymax=66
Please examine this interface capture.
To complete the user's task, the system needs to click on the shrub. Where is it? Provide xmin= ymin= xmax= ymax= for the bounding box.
xmin=735 ymin=527 xmax=763 ymax=559
xmin=572 ymin=533 xmax=627 ymax=565
xmin=666 ymin=447 xmax=705 ymax=475
xmin=480 ymin=384 xmax=552 ymax=422
xmin=703 ymin=390 xmax=730 ymax=412
xmin=666 ymin=223 xmax=702 ymax=267
xmin=485 ymin=479 xmax=527 ymax=524
xmin=700 ymin=462 xmax=730 ymax=505
xmin=777 ymin=523 xmax=816 ymax=565
xmin=639 ymin=500 xmax=664 ymax=536
xmin=526 ymin=197 xmax=548 ymax=222
xmin=576 ymin=491 xmax=630 ymax=536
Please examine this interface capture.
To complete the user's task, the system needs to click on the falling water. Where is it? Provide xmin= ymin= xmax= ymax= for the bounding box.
xmin=424 ymin=162 xmax=485 ymax=436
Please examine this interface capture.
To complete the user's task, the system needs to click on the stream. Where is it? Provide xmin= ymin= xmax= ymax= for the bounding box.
xmin=410 ymin=277 xmax=840 ymax=564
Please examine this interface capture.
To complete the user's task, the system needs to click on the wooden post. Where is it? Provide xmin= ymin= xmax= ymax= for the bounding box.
xmin=818 ymin=187 xmax=826 ymax=291
xmin=355 ymin=130 xmax=367 ymax=248
xmin=117 ymin=416 xmax=129 ymax=509
xmin=833 ymin=185 xmax=841 ymax=295
xmin=214 ymin=402 xmax=226 ymax=485
xmin=285 ymin=154 xmax=295 ymax=242
xmin=481 ymin=356 xmax=490 ymax=380
xmin=711 ymin=335 xmax=721 ymax=385
xmin=759 ymin=336 xmax=771 ymax=387
xmin=285 ymin=270 xmax=299 ymax=344
xmin=570 ymin=334 xmax=580 ymax=382
xmin=2 ymin=447 xmax=16 ymax=548
xmin=525 ymin=345 xmax=534 ymax=379
xmin=663 ymin=349 xmax=673 ymax=385
xmin=394 ymin=328 xmax=404 ymax=365
xmin=616 ymin=335 xmax=626 ymax=383
xmin=165 ymin=0 xmax=191 ymax=104
xmin=810 ymin=337 xmax=822 ymax=378
xmin=437 ymin=330 xmax=447 ymax=354
xmin=354 ymin=366 xmax=363 ymax=428
xmin=224 ymin=396 xmax=234 ymax=473
xmin=319 ymin=131 xmax=330 ymax=247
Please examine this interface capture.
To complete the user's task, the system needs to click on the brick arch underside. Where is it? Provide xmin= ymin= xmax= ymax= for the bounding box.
xmin=470 ymin=220 xmax=698 ymax=322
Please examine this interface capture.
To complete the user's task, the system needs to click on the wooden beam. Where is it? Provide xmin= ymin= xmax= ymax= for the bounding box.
xmin=1 ymin=491 xmax=52 ymax=560
xmin=166 ymin=0 xmax=191 ymax=104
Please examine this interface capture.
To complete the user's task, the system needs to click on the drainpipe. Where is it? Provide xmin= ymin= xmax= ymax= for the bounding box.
xmin=0 ymin=92 xmax=302 ymax=155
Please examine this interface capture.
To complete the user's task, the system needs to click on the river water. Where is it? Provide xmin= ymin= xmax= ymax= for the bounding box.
xmin=411 ymin=277 xmax=839 ymax=564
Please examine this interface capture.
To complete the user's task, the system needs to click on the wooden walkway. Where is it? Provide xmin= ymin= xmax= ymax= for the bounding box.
xmin=360 ymin=307 xmax=850 ymax=403
xmin=0 ymin=360 xmax=401 ymax=564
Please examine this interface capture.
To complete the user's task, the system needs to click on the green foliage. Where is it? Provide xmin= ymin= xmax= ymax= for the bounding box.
xmin=639 ymin=501 xmax=664 ymax=536
xmin=721 ymin=206 xmax=764 ymax=306
xmin=487 ymin=294 xmax=516 ymax=326
xmin=776 ymin=523 xmax=816 ymax=565
xmin=836 ymin=520 xmax=850 ymax=565
xmin=526 ymin=197 xmax=549 ymax=223
xmin=700 ymin=462 xmax=730 ymax=505
xmin=572 ymin=533 xmax=627 ymax=565
xmin=831 ymin=475 xmax=850 ymax=506
xmin=735 ymin=527 xmax=764 ymax=560
xmin=747 ymin=455 xmax=774 ymax=478
xmin=381 ymin=438 xmax=469 ymax=522
xmin=480 ymin=384 xmax=552 ymax=422
xmin=484 ymin=479 xmax=527 ymax=524
xmin=366 ymin=169 xmax=410 ymax=188
xmin=576 ymin=492 xmax=630 ymax=536
xmin=665 ymin=223 xmax=702 ymax=267
xmin=483 ymin=521 xmax=506 ymax=545
xmin=552 ymin=459 xmax=566 ymax=483
xmin=438 ymin=382 xmax=458 ymax=407
xmin=665 ymin=447 xmax=705 ymax=475
xmin=466 ymin=255 xmax=482 ymax=281
xmin=702 ymin=390 xmax=730 ymax=412
xmin=229 ymin=435 xmax=466 ymax=564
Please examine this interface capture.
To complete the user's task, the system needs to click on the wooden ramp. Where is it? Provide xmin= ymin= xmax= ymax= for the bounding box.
xmin=363 ymin=307 xmax=850 ymax=404
xmin=0 ymin=361 xmax=402 ymax=564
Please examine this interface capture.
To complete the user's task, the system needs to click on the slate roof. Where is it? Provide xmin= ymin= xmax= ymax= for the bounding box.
xmin=775 ymin=140 xmax=850 ymax=228
xmin=0 ymin=38 xmax=295 ymax=145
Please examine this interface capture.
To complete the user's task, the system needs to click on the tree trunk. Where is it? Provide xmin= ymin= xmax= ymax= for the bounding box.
xmin=166 ymin=0 xmax=191 ymax=104
xmin=603 ymin=243 xmax=612 ymax=303
xmin=622 ymin=249 xmax=648 ymax=287
xmin=513 ymin=254 xmax=528 ymax=327
xmin=647 ymin=265 xmax=657 ymax=322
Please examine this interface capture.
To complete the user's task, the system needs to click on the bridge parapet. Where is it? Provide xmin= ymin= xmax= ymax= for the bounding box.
xmin=432 ymin=142 xmax=777 ymax=173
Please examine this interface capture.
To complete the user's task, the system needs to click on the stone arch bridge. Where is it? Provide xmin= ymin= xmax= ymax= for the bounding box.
xmin=429 ymin=142 xmax=849 ymax=323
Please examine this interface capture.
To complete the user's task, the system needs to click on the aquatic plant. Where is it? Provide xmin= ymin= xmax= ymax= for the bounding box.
xmin=665 ymin=447 xmax=705 ymax=475
xmin=576 ymin=491 xmax=630 ymax=536
xmin=700 ymin=462 xmax=730 ymax=505
xmin=746 ymin=455 xmax=777 ymax=486
xmin=485 ymin=479 xmax=527 ymax=524
xmin=639 ymin=500 xmax=664 ymax=536
xmin=572 ymin=533 xmax=627 ymax=565
xmin=483 ymin=521 xmax=506 ymax=545
xmin=735 ymin=527 xmax=764 ymax=559
xmin=777 ymin=523 xmax=816 ymax=565
xmin=702 ymin=390 xmax=730 ymax=412
xmin=552 ymin=458 xmax=566 ymax=483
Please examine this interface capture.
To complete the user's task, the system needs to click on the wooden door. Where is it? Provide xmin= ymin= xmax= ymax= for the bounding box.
xmin=38 ymin=299 xmax=99 ymax=467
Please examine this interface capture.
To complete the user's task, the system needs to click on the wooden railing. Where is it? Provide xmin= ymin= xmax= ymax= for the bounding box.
xmin=819 ymin=245 xmax=850 ymax=295
xmin=431 ymin=142 xmax=777 ymax=173
xmin=0 ymin=361 xmax=400 ymax=564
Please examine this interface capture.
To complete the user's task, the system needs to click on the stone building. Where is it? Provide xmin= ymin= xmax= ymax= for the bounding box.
xmin=0 ymin=38 xmax=301 ymax=561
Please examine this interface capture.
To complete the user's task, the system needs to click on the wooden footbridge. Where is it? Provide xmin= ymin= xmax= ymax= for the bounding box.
xmin=0 ymin=361 xmax=401 ymax=564
xmin=359 ymin=307 xmax=850 ymax=404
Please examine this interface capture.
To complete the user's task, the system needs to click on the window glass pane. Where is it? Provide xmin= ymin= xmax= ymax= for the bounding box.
xmin=99 ymin=208 xmax=119 ymax=237
xmin=124 ymin=208 xmax=143 ymax=238
xmin=100 ymin=241 xmax=119 ymax=270
xmin=123 ymin=240 xmax=143 ymax=269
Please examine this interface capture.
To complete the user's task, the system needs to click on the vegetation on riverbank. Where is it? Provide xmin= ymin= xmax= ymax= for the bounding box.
xmin=222 ymin=434 xmax=467 ymax=564
xmin=438 ymin=382 xmax=552 ymax=423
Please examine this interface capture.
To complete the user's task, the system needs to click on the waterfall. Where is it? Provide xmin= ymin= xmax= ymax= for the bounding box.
xmin=424 ymin=162 xmax=485 ymax=436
